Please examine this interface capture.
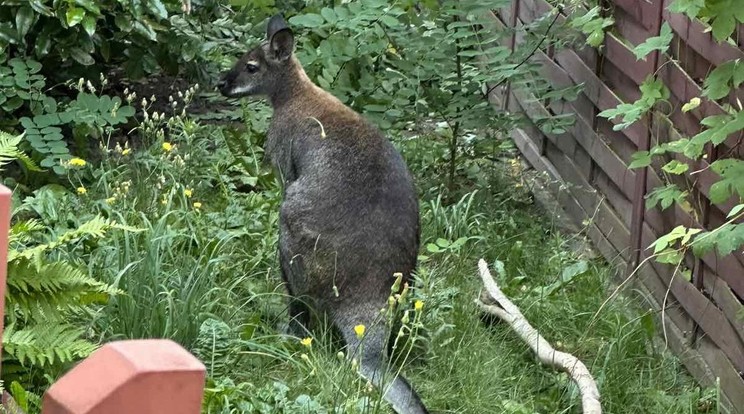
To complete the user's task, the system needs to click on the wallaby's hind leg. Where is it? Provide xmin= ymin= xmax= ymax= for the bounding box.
xmin=335 ymin=306 xmax=429 ymax=414
xmin=287 ymin=297 xmax=311 ymax=337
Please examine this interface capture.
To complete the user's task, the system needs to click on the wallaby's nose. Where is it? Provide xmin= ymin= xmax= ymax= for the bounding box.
xmin=216 ymin=78 xmax=226 ymax=90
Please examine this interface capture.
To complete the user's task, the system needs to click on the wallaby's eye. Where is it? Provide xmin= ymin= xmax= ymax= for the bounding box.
xmin=246 ymin=62 xmax=259 ymax=74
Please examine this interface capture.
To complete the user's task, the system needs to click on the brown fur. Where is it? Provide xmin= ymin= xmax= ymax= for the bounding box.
xmin=219 ymin=14 xmax=429 ymax=414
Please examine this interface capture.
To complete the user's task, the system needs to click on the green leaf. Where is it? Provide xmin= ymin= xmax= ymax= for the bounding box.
xmin=628 ymin=151 xmax=652 ymax=169
xmin=379 ymin=15 xmax=400 ymax=28
xmin=148 ymin=0 xmax=168 ymax=20
xmin=66 ymin=7 xmax=86 ymax=27
xmin=709 ymin=159 xmax=744 ymax=204
xmin=703 ymin=60 xmax=744 ymax=100
xmin=15 ymin=6 xmax=36 ymax=40
xmin=289 ymin=14 xmax=325 ymax=28
xmin=632 ymin=22 xmax=672 ymax=60
xmin=668 ymin=0 xmax=704 ymax=18
xmin=0 ymin=23 xmax=19 ymax=44
xmin=320 ymin=7 xmax=337 ymax=24
xmin=646 ymin=184 xmax=686 ymax=210
xmin=69 ymin=48 xmax=94 ymax=65
xmin=727 ymin=204 xmax=744 ymax=219
xmin=681 ymin=97 xmax=701 ymax=112
xmin=711 ymin=14 xmax=736 ymax=42
xmin=662 ymin=159 xmax=689 ymax=175
xmin=81 ymin=15 xmax=96 ymax=36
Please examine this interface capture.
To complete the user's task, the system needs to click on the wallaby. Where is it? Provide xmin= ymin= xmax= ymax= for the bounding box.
xmin=218 ymin=14 xmax=429 ymax=414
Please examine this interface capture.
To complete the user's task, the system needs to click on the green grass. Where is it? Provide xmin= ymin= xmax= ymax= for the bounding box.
xmin=190 ymin=127 xmax=712 ymax=413
xmin=24 ymin=108 xmax=712 ymax=413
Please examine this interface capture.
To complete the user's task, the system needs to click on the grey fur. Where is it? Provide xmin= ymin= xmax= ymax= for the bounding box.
xmin=218 ymin=14 xmax=429 ymax=414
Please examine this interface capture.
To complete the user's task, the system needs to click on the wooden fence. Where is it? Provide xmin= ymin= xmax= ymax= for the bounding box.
xmin=488 ymin=0 xmax=744 ymax=412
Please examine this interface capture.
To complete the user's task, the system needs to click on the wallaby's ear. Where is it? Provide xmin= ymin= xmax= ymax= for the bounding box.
xmin=267 ymin=14 xmax=294 ymax=62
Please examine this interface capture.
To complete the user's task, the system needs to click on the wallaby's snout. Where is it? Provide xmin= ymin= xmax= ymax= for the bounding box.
xmin=218 ymin=14 xmax=295 ymax=100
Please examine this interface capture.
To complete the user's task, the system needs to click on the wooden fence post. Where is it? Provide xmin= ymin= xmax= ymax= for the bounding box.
xmin=628 ymin=0 xmax=667 ymax=273
xmin=42 ymin=339 xmax=206 ymax=414
xmin=0 ymin=185 xmax=11 ymax=375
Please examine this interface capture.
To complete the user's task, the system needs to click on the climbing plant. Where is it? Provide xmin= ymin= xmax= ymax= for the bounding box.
xmin=595 ymin=0 xmax=744 ymax=266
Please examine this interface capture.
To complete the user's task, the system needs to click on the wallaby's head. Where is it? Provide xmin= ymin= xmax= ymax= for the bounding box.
xmin=218 ymin=14 xmax=295 ymax=98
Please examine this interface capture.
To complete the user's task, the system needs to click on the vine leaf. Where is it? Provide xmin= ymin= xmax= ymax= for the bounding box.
xmin=709 ymin=159 xmax=744 ymax=204
xmin=702 ymin=60 xmax=744 ymax=100
xmin=632 ymin=22 xmax=672 ymax=60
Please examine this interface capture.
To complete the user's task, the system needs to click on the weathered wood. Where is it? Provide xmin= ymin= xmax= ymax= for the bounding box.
xmin=612 ymin=0 xmax=662 ymax=32
xmin=603 ymin=33 xmax=655 ymax=86
xmin=553 ymin=48 xmax=646 ymax=148
xmin=664 ymin=9 xmax=744 ymax=65
xmin=502 ymin=1 xmax=744 ymax=410
xmin=639 ymin=233 xmax=744 ymax=373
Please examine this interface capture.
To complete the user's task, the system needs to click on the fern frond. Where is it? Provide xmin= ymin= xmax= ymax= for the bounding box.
xmin=6 ymin=258 xmax=119 ymax=323
xmin=3 ymin=323 xmax=98 ymax=367
xmin=0 ymin=131 xmax=41 ymax=172
xmin=8 ymin=219 xmax=45 ymax=246
xmin=9 ymin=215 xmax=141 ymax=262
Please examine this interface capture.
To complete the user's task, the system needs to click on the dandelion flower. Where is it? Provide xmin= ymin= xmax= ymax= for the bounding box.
xmin=121 ymin=148 xmax=131 ymax=156
xmin=193 ymin=201 xmax=202 ymax=209
xmin=354 ymin=324 xmax=366 ymax=339
xmin=69 ymin=158 xmax=87 ymax=167
xmin=300 ymin=337 xmax=313 ymax=347
xmin=76 ymin=186 xmax=87 ymax=195
xmin=414 ymin=300 xmax=424 ymax=311
xmin=162 ymin=142 xmax=174 ymax=152
xmin=183 ymin=188 xmax=193 ymax=198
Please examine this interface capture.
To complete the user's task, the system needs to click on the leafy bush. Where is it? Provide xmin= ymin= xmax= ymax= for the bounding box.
xmin=4 ymin=196 xmax=132 ymax=391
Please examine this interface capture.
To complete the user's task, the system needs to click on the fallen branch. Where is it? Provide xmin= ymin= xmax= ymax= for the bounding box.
xmin=475 ymin=259 xmax=602 ymax=414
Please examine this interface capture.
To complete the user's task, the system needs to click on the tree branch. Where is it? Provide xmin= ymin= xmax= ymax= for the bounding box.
xmin=475 ymin=259 xmax=602 ymax=414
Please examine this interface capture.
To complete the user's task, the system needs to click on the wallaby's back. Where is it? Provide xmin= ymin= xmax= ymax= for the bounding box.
xmin=218 ymin=14 xmax=428 ymax=414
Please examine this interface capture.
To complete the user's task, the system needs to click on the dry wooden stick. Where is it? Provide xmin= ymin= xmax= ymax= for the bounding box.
xmin=475 ymin=259 xmax=602 ymax=414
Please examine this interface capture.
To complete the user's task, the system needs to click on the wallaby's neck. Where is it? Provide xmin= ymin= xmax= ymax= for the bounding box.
xmin=269 ymin=58 xmax=320 ymax=109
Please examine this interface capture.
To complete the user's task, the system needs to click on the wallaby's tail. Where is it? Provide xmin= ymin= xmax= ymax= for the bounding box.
xmin=335 ymin=306 xmax=430 ymax=414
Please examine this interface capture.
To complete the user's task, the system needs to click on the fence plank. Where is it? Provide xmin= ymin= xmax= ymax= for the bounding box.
xmin=613 ymin=0 xmax=661 ymax=32
xmin=553 ymin=48 xmax=646 ymax=148
xmin=664 ymin=9 xmax=744 ymax=65
xmin=640 ymin=233 xmax=744 ymax=373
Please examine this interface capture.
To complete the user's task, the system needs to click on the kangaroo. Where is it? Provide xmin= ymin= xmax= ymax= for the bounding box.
xmin=218 ymin=14 xmax=429 ymax=414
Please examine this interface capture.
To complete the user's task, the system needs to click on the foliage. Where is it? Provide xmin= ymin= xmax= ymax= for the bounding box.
xmin=0 ymin=0 xmax=250 ymax=81
xmin=3 ymin=201 xmax=131 ymax=390
xmin=0 ymin=1 xmax=716 ymax=413
xmin=0 ymin=130 xmax=39 ymax=173
xmin=284 ymin=0 xmax=577 ymax=190
xmin=592 ymin=0 xmax=744 ymax=268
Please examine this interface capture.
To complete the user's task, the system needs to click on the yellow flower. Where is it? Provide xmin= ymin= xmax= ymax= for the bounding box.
xmin=76 ymin=186 xmax=87 ymax=195
xmin=354 ymin=324 xmax=366 ymax=339
xmin=193 ymin=201 xmax=202 ymax=209
xmin=162 ymin=142 xmax=174 ymax=152
xmin=69 ymin=157 xmax=87 ymax=167
xmin=183 ymin=188 xmax=193 ymax=198
xmin=414 ymin=300 xmax=423 ymax=311
xmin=300 ymin=337 xmax=313 ymax=347
xmin=105 ymin=196 xmax=116 ymax=204
xmin=121 ymin=148 xmax=131 ymax=156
